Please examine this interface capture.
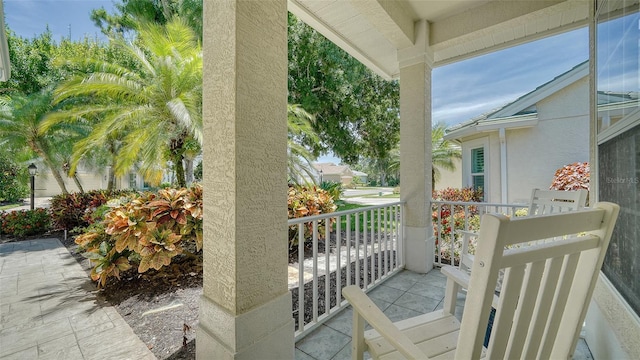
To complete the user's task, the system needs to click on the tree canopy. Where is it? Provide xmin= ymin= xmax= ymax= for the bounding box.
xmin=288 ymin=13 xmax=400 ymax=169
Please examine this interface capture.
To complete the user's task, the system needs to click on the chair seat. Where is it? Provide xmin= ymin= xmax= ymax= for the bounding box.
xmin=364 ymin=310 xmax=486 ymax=359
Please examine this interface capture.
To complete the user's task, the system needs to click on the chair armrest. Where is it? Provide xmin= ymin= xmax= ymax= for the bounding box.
xmin=441 ymin=265 xmax=471 ymax=287
xmin=342 ymin=285 xmax=426 ymax=359
xmin=441 ymin=266 xmax=500 ymax=308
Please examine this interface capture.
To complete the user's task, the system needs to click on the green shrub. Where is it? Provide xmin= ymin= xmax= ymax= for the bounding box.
xmin=287 ymin=185 xmax=336 ymax=249
xmin=50 ymin=189 xmax=137 ymax=231
xmin=75 ymin=185 xmax=203 ymax=287
xmin=0 ymin=208 xmax=51 ymax=238
xmin=0 ymin=157 xmax=28 ymax=203
xmin=320 ymin=181 xmax=342 ymax=202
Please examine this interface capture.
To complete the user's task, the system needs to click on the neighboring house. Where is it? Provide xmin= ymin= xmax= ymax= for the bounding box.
xmin=444 ymin=61 xmax=590 ymax=204
xmin=313 ymin=163 xmax=362 ymax=186
xmin=352 ymin=170 xmax=368 ymax=184
xmin=34 ymin=166 xmax=159 ymax=197
xmin=433 ymin=158 xmax=462 ymax=191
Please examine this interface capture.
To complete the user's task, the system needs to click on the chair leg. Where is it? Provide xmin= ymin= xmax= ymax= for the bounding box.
xmin=352 ymin=310 xmax=366 ymax=360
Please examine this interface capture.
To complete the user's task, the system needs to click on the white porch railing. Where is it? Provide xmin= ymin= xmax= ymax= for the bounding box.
xmin=288 ymin=201 xmax=404 ymax=339
xmin=431 ymin=200 xmax=528 ymax=267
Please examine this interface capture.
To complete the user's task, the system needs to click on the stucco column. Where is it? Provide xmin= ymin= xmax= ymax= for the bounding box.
xmin=198 ymin=1 xmax=294 ymax=359
xmin=398 ymin=20 xmax=434 ymax=273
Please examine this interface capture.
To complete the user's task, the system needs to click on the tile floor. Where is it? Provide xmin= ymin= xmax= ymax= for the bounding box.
xmin=294 ymin=268 xmax=594 ymax=360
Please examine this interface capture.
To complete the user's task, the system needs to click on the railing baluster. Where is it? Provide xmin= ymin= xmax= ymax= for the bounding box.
xmin=377 ymin=208 xmax=382 ymax=279
xmin=325 ymin=218 xmax=330 ymax=315
xmin=297 ymin=223 xmax=304 ymax=332
xmin=312 ymin=220 xmax=318 ymax=323
xmin=363 ymin=210 xmax=368 ymax=288
xmin=449 ymin=205 xmax=455 ymax=265
xmin=346 ymin=214 xmax=351 ymax=286
xmin=370 ymin=209 xmax=375 ymax=284
xmin=384 ymin=206 xmax=388 ymax=275
xmin=436 ymin=203 xmax=442 ymax=266
xmin=355 ymin=212 xmax=360 ymax=288
xmin=336 ymin=216 xmax=341 ymax=307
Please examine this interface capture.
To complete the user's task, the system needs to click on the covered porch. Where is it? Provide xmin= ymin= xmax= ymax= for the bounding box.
xmin=294 ymin=268 xmax=594 ymax=360
xmin=199 ymin=0 xmax=639 ymax=359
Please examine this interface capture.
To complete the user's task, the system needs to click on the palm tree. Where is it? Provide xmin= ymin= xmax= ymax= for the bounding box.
xmin=388 ymin=122 xmax=461 ymax=191
xmin=0 ymin=91 xmax=72 ymax=194
xmin=288 ymin=104 xmax=320 ymax=184
xmin=431 ymin=122 xmax=461 ymax=190
xmin=51 ymin=18 xmax=202 ymax=187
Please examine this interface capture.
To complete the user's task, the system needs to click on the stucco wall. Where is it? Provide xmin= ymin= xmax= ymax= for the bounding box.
xmin=34 ymin=171 xmax=105 ymax=197
xmin=585 ymin=274 xmax=640 ymax=359
xmin=434 ymin=157 xmax=462 ymax=191
xmin=506 ymin=78 xmax=589 ymax=203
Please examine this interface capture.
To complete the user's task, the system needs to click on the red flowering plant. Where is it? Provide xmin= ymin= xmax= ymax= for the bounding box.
xmin=432 ymin=187 xmax=483 ymax=264
xmin=550 ymin=162 xmax=589 ymax=191
xmin=0 ymin=208 xmax=52 ymax=238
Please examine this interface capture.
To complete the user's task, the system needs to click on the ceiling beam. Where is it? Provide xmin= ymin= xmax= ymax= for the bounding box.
xmin=347 ymin=0 xmax=415 ymax=48
xmin=430 ymin=0 xmax=567 ymax=47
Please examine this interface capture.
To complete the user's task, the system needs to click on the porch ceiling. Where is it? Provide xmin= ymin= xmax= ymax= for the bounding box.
xmin=288 ymin=0 xmax=589 ymax=79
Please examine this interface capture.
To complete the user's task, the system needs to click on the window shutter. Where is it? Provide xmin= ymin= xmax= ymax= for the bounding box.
xmin=471 ymin=148 xmax=484 ymax=173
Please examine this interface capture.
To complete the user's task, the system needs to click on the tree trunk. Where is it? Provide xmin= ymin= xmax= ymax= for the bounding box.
xmin=170 ymin=134 xmax=187 ymax=188
xmin=107 ymin=171 xmax=115 ymax=191
xmin=71 ymin=173 xmax=85 ymax=193
xmin=107 ymin=143 xmax=118 ymax=191
xmin=174 ymin=155 xmax=186 ymax=188
xmin=185 ymin=159 xmax=194 ymax=186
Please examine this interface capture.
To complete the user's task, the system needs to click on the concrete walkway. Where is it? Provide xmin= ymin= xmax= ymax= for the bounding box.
xmin=0 ymin=238 xmax=155 ymax=360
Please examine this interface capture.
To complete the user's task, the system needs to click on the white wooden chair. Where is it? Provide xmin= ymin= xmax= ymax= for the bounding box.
xmin=459 ymin=188 xmax=588 ymax=272
xmin=343 ymin=202 xmax=619 ymax=360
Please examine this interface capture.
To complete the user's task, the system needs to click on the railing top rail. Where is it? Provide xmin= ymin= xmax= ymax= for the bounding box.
xmin=430 ymin=200 xmax=529 ymax=208
xmin=287 ymin=201 xmax=405 ymax=225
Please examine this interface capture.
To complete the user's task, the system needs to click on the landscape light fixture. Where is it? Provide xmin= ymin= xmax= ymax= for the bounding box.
xmin=28 ymin=163 xmax=37 ymax=210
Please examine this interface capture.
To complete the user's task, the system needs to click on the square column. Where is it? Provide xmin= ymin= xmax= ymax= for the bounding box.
xmin=198 ymin=1 xmax=294 ymax=359
xmin=398 ymin=20 xmax=434 ymax=273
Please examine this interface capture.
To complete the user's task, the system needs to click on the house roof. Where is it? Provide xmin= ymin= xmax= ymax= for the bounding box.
xmin=444 ymin=60 xmax=589 ymax=140
xmin=313 ymin=163 xmax=354 ymax=176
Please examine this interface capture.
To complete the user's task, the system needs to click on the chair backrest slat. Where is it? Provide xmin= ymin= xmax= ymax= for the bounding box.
xmin=455 ymin=202 xmax=619 ymax=360
xmin=528 ymin=188 xmax=588 ymax=216
xmin=504 ymin=261 xmax=545 ymax=359
xmin=522 ymin=257 xmax=565 ymax=359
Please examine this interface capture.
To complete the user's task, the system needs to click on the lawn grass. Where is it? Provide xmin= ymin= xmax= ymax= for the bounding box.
xmin=0 ymin=203 xmax=22 ymax=211
xmin=335 ymin=201 xmax=399 ymax=232
xmin=359 ymin=193 xmax=399 ymax=199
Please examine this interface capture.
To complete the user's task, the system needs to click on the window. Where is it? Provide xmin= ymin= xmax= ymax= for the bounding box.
xmin=471 ymin=147 xmax=485 ymax=193
xmin=129 ymin=173 xmax=137 ymax=189
xmin=596 ymin=0 xmax=640 ymax=317
xmin=464 ymin=137 xmax=488 ymax=201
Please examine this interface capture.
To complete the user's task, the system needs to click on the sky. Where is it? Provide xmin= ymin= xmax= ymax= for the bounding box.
xmin=4 ymin=0 xmax=114 ymax=42
xmin=3 ymin=1 xmax=591 ymax=164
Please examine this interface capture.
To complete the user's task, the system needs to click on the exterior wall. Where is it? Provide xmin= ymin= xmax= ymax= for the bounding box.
xmin=506 ymin=78 xmax=589 ymax=203
xmin=322 ymin=174 xmax=342 ymax=183
xmin=34 ymin=170 xmax=129 ymax=197
xmin=585 ymin=274 xmax=640 ymax=359
xmin=433 ymin=158 xmax=462 ymax=191
xmin=458 ymin=77 xmax=589 ymax=204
